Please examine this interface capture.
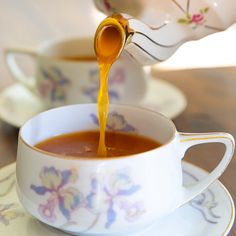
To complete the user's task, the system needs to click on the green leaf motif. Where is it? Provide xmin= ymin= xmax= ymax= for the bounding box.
xmin=186 ymin=14 xmax=191 ymax=20
xmin=200 ymin=7 xmax=210 ymax=14
xmin=204 ymin=7 xmax=210 ymax=13
xmin=178 ymin=18 xmax=191 ymax=24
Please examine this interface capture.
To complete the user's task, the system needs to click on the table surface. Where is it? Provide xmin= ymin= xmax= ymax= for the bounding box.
xmin=0 ymin=0 xmax=236 ymax=235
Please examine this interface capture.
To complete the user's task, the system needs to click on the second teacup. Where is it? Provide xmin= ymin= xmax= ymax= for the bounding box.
xmin=5 ymin=37 xmax=147 ymax=108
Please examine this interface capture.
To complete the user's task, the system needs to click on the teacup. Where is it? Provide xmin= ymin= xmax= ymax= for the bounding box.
xmin=16 ymin=104 xmax=234 ymax=235
xmin=5 ymin=37 xmax=147 ymax=108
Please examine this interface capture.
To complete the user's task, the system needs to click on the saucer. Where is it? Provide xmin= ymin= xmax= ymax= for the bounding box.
xmin=0 ymin=79 xmax=186 ymax=128
xmin=140 ymin=77 xmax=187 ymax=119
xmin=0 ymin=162 xmax=234 ymax=236
xmin=0 ymin=83 xmax=45 ymax=127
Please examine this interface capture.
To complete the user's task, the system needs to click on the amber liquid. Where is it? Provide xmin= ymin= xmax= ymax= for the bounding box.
xmin=95 ymin=25 xmax=124 ymax=157
xmin=35 ymin=131 xmax=161 ymax=158
xmin=55 ymin=56 xmax=96 ymax=61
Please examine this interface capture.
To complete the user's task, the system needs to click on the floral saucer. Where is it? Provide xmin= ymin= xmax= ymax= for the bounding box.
xmin=0 ymin=78 xmax=186 ymax=128
xmin=0 ymin=162 xmax=234 ymax=236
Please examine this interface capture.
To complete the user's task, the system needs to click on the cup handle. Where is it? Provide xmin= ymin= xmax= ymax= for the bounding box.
xmin=179 ymin=132 xmax=235 ymax=206
xmin=5 ymin=47 xmax=37 ymax=91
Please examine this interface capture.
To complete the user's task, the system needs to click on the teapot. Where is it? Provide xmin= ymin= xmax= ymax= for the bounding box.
xmin=93 ymin=0 xmax=236 ymax=65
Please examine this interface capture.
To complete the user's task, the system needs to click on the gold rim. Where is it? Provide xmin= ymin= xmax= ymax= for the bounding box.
xmin=0 ymin=161 xmax=234 ymax=234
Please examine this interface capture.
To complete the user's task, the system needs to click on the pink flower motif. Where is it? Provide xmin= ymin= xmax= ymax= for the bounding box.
xmin=109 ymin=68 xmax=125 ymax=84
xmin=191 ymin=13 xmax=204 ymax=24
xmin=120 ymin=201 xmax=145 ymax=222
xmin=38 ymin=83 xmax=52 ymax=98
xmin=38 ymin=197 xmax=57 ymax=223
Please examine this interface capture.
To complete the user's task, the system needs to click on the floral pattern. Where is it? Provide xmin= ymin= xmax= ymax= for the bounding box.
xmin=39 ymin=67 xmax=70 ymax=102
xmin=0 ymin=163 xmax=227 ymax=228
xmin=0 ymin=172 xmax=24 ymax=226
xmin=177 ymin=7 xmax=209 ymax=28
xmin=0 ymin=203 xmax=24 ymax=226
xmin=172 ymin=0 xmax=222 ymax=31
xmin=30 ymin=167 xmax=83 ymax=222
xmin=91 ymin=111 xmax=137 ymax=132
xmin=82 ymin=68 xmax=125 ymax=102
xmin=98 ymin=0 xmax=222 ymax=32
xmin=190 ymin=190 xmax=220 ymax=224
xmin=30 ymin=166 xmax=144 ymax=230
xmin=0 ymin=172 xmax=15 ymax=197
xmin=86 ymin=168 xmax=145 ymax=228
xmin=183 ymin=170 xmax=220 ymax=224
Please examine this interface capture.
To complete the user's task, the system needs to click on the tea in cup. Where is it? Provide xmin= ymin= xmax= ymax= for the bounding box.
xmin=16 ymin=104 xmax=234 ymax=235
xmin=5 ymin=37 xmax=147 ymax=108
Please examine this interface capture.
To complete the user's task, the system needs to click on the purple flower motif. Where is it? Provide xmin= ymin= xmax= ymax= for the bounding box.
xmin=31 ymin=167 xmax=144 ymax=230
xmin=86 ymin=168 xmax=144 ymax=228
xmin=82 ymin=67 xmax=125 ymax=102
xmin=31 ymin=167 xmax=83 ymax=222
xmin=38 ymin=197 xmax=57 ymax=223
xmin=90 ymin=112 xmax=137 ymax=133
xmin=39 ymin=67 xmax=70 ymax=102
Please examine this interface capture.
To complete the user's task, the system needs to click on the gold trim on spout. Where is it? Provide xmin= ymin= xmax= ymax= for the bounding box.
xmin=94 ymin=13 xmax=134 ymax=61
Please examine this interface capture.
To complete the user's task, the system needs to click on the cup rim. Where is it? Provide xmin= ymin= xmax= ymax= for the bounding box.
xmin=19 ymin=103 xmax=177 ymax=160
xmin=37 ymin=36 xmax=97 ymax=63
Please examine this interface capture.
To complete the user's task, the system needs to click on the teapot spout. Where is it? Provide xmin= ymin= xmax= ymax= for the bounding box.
xmin=95 ymin=13 xmax=186 ymax=65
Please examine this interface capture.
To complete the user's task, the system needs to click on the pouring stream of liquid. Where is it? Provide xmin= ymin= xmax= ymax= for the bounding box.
xmin=95 ymin=22 xmax=124 ymax=157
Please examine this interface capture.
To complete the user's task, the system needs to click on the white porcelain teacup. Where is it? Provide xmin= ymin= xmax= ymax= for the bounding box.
xmin=16 ymin=104 xmax=234 ymax=235
xmin=5 ymin=37 xmax=147 ymax=108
